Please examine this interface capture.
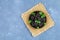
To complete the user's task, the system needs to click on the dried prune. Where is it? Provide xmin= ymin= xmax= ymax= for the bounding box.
xmin=29 ymin=11 xmax=47 ymax=29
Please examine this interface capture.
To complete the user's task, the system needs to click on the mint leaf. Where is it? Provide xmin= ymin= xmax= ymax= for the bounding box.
xmin=39 ymin=11 xmax=43 ymax=15
xmin=35 ymin=20 xmax=41 ymax=23
xmin=44 ymin=23 xmax=46 ymax=25
xmin=31 ymin=12 xmax=35 ymax=16
xmin=37 ymin=27 xmax=39 ymax=29
xmin=41 ymin=14 xmax=45 ymax=18
xmin=29 ymin=20 xmax=32 ymax=23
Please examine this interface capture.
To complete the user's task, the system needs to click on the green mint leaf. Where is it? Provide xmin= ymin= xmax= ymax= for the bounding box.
xmin=35 ymin=20 xmax=41 ymax=23
xmin=31 ymin=12 xmax=35 ymax=16
xmin=44 ymin=23 xmax=46 ymax=25
xmin=37 ymin=27 xmax=39 ymax=29
xmin=29 ymin=20 xmax=32 ymax=23
xmin=39 ymin=11 xmax=43 ymax=15
xmin=41 ymin=14 xmax=45 ymax=18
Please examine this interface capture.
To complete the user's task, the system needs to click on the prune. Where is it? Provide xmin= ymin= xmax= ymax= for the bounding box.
xmin=29 ymin=11 xmax=47 ymax=29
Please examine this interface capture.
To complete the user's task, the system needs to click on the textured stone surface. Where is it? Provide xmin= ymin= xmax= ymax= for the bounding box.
xmin=0 ymin=0 xmax=60 ymax=40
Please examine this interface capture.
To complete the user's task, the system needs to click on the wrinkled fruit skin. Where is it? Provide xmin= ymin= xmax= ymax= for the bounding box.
xmin=29 ymin=11 xmax=47 ymax=29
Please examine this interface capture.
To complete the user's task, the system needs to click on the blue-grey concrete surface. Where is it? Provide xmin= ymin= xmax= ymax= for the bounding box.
xmin=0 ymin=0 xmax=60 ymax=40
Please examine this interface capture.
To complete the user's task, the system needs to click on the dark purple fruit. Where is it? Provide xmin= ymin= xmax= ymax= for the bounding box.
xmin=29 ymin=11 xmax=47 ymax=29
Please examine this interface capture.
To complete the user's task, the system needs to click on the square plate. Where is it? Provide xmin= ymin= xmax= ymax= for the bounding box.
xmin=21 ymin=3 xmax=54 ymax=37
